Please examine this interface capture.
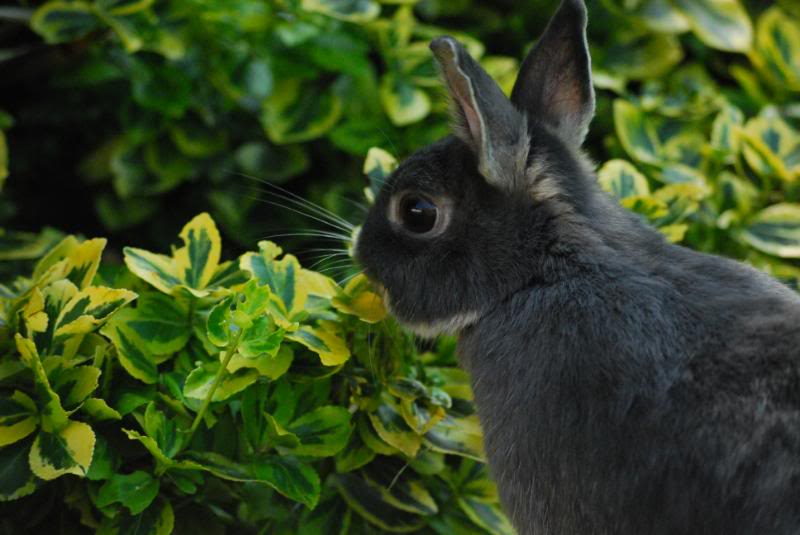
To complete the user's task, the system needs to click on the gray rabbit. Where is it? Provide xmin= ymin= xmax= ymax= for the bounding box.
xmin=354 ymin=0 xmax=800 ymax=533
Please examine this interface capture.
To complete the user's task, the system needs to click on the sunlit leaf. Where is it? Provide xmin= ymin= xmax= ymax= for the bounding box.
xmin=741 ymin=203 xmax=800 ymax=258
xmin=29 ymin=421 xmax=95 ymax=480
xmin=671 ymin=0 xmax=753 ymax=52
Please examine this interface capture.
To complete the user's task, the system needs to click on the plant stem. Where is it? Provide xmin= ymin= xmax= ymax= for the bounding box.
xmin=186 ymin=328 xmax=243 ymax=444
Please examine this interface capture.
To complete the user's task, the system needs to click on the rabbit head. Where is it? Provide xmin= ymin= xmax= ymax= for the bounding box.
xmin=355 ymin=0 xmax=599 ymax=337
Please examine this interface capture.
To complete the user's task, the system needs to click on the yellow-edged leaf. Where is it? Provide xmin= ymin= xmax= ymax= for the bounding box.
xmin=29 ymin=420 xmax=96 ymax=480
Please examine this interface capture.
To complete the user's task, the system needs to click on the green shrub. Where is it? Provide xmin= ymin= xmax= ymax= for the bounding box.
xmin=0 ymin=171 xmax=512 ymax=532
xmin=2 ymin=0 xmax=800 ymax=533
xmin=3 ymin=0 xmax=797 ymax=259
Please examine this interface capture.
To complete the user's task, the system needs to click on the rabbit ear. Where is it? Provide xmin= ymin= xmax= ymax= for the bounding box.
xmin=430 ymin=36 xmax=529 ymax=190
xmin=511 ymin=0 xmax=595 ymax=146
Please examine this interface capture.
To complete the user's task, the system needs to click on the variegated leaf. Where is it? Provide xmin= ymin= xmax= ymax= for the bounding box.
xmin=29 ymin=420 xmax=96 ymax=480
xmin=124 ymin=213 xmax=222 ymax=297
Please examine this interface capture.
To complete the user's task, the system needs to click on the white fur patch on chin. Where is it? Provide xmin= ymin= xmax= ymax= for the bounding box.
xmin=398 ymin=310 xmax=481 ymax=339
xmin=380 ymin=288 xmax=480 ymax=338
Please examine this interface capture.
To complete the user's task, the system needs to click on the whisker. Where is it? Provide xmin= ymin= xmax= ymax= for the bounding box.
xmin=251 ymin=188 xmax=356 ymax=231
xmin=235 ymin=172 xmax=355 ymax=230
xmin=246 ymin=196 xmax=354 ymax=234
xmin=261 ymin=232 xmax=352 ymax=242
xmin=338 ymin=269 xmax=365 ymax=286
xmin=306 ymin=253 xmax=353 ymax=271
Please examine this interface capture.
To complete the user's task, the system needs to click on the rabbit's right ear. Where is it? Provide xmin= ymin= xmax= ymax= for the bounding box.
xmin=430 ymin=37 xmax=529 ymax=191
xmin=511 ymin=0 xmax=595 ymax=146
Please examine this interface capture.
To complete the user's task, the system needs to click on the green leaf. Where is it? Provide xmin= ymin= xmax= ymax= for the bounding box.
xmin=753 ymin=7 xmax=800 ymax=91
xmin=241 ymin=242 xmax=330 ymax=325
xmin=711 ymin=104 xmax=745 ymax=156
xmin=97 ymin=470 xmax=160 ymax=515
xmin=457 ymin=497 xmax=514 ymax=535
xmin=51 ymin=365 xmax=101 ymax=409
xmin=95 ymin=0 xmax=155 ymax=16
xmin=332 ymin=274 xmax=387 ymax=323
xmin=380 ymin=74 xmax=431 ymax=127
xmin=250 ymin=456 xmax=321 ymax=509
xmin=287 ymin=325 xmax=351 ymax=366
xmin=101 ymin=321 xmax=158 ymax=384
xmin=368 ymin=393 xmax=421 ymax=457
xmin=363 ymin=146 xmax=399 ymax=198
xmin=284 ymin=405 xmax=352 ymax=457
xmin=143 ymin=402 xmax=183 ymax=459
xmin=301 ymin=0 xmax=380 ymax=22
xmin=30 ymin=1 xmax=100 ymax=44
xmin=34 ymin=236 xmax=107 ymax=290
xmin=0 ymin=438 xmax=37 ymax=501
xmin=0 ymin=391 xmax=38 ymax=447
xmin=262 ymin=79 xmax=342 ymax=144
xmin=14 ymin=335 xmax=69 ymax=432
xmin=185 ymin=451 xmax=321 ymax=509
xmin=423 ymin=411 xmax=484 ymax=462
xmin=335 ymin=432 xmax=375 ymax=473
xmin=614 ymin=99 xmax=663 ymax=165
xmin=331 ymin=473 xmax=426 ymax=532
xmin=52 ymin=286 xmax=137 ymax=342
xmin=29 ymin=420 xmax=96 ymax=480
xmin=97 ymin=497 xmax=174 ymax=535
xmin=601 ymin=33 xmax=684 ymax=80
xmin=363 ymin=461 xmax=439 ymax=516
xmin=81 ymin=398 xmax=122 ymax=422
xmin=124 ymin=212 xmax=222 ymax=297
xmin=741 ymin=112 xmax=800 ymax=182
xmin=741 ymin=203 xmax=800 ymax=258
xmin=183 ymin=362 xmax=258 ymax=402
xmin=206 ymin=295 xmax=235 ymax=348
xmin=239 ymin=316 xmax=283 ymax=358
xmin=226 ymin=345 xmax=294 ymax=380
xmin=112 ymin=292 xmax=190 ymax=355
xmin=234 ymin=142 xmax=310 ymax=182
xmin=597 ymin=159 xmax=651 ymax=200
xmin=671 ymin=0 xmax=753 ymax=52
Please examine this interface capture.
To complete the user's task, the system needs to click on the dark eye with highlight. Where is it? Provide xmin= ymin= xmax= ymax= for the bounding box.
xmin=399 ymin=195 xmax=439 ymax=234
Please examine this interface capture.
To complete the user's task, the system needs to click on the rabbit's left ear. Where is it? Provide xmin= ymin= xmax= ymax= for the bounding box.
xmin=511 ymin=0 xmax=595 ymax=146
xmin=430 ymin=37 xmax=529 ymax=191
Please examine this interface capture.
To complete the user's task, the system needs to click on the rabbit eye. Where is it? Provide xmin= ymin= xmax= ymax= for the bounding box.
xmin=399 ymin=195 xmax=438 ymax=234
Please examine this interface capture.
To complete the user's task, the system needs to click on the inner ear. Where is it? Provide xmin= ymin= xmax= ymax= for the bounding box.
xmin=510 ymin=0 xmax=595 ymax=146
xmin=430 ymin=37 xmax=529 ymax=191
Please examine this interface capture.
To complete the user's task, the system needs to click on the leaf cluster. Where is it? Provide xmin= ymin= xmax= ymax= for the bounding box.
xmin=0 ymin=160 xmax=510 ymax=534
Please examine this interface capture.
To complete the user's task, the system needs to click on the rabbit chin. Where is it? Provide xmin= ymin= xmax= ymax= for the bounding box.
xmin=399 ymin=311 xmax=481 ymax=339
xmin=381 ymin=291 xmax=480 ymax=338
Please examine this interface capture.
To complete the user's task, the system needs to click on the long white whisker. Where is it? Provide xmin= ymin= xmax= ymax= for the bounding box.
xmin=247 ymin=197 xmax=354 ymax=234
xmin=261 ymin=232 xmax=352 ymax=242
xmin=252 ymin=189 xmax=356 ymax=230
xmin=236 ymin=172 xmax=355 ymax=229
xmin=338 ymin=269 xmax=365 ymax=286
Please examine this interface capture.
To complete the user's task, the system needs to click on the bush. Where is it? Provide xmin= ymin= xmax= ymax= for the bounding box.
xmin=0 ymin=174 xmax=512 ymax=532
xmin=2 ymin=0 xmax=800 ymax=533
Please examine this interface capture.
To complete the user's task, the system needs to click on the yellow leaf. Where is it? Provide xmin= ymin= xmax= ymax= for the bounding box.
xmin=173 ymin=212 xmax=221 ymax=291
xmin=332 ymin=274 xmax=387 ymax=323
xmin=54 ymin=286 xmax=137 ymax=338
xmin=287 ymin=325 xmax=351 ymax=366
xmin=32 ymin=237 xmax=106 ymax=290
xmin=29 ymin=420 xmax=96 ymax=480
xmin=124 ymin=213 xmax=223 ymax=296
xmin=0 ymin=391 xmax=38 ymax=447
xmin=23 ymin=288 xmax=48 ymax=334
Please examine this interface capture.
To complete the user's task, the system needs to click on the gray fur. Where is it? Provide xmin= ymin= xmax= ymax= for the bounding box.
xmin=355 ymin=1 xmax=800 ymax=533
